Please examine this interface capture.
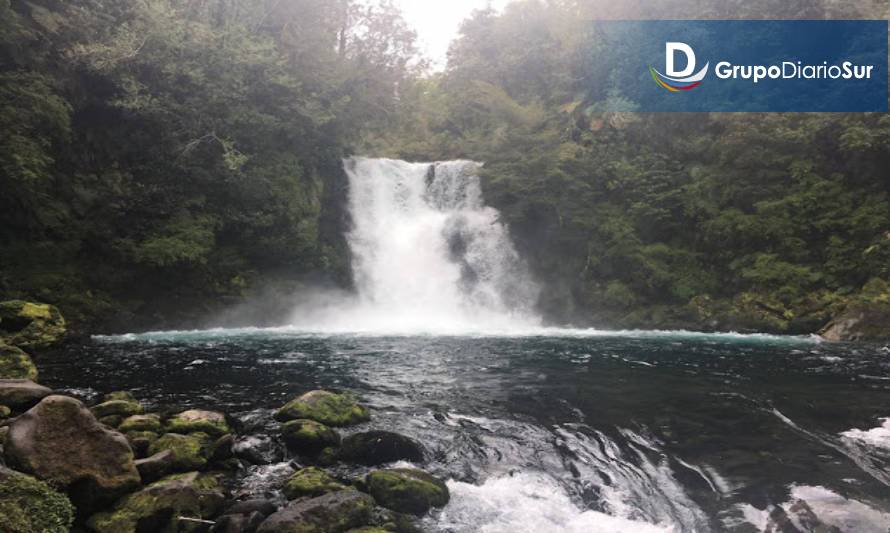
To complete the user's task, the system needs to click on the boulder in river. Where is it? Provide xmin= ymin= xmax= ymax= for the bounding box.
xmin=283 ymin=467 xmax=347 ymax=500
xmin=339 ymin=431 xmax=424 ymax=466
xmin=256 ymin=489 xmax=375 ymax=533
xmin=0 ymin=300 xmax=66 ymax=349
xmin=366 ymin=468 xmax=449 ymax=516
xmin=119 ymin=413 xmax=162 ymax=433
xmin=819 ymin=280 xmax=890 ymax=342
xmin=3 ymin=395 xmax=141 ymax=512
xmin=148 ymin=432 xmax=212 ymax=471
xmin=167 ymin=409 xmax=231 ymax=437
xmin=281 ymin=419 xmax=341 ymax=454
xmin=233 ymin=434 xmax=284 ymax=465
xmin=87 ymin=471 xmax=226 ymax=533
xmin=0 ymin=464 xmax=75 ymax=533
xmin=0 ymin=342 xmax=38 ymax=380
xmin=92 ymin=398 xmax=145 ymax=418
xmin=0 ymin=378 xmax=51 ymax=410
xmin=275 ymin=390 xmax=370 ymax=427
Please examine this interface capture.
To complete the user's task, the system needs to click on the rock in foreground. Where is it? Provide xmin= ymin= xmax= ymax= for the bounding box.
xmin=257 ymin=489 xmax=374 ymax=533
xmin=0 ymin=465 xmax=75 ymax=533
xmin=88 ymin=472 xmax=225 ymax=533
xmin=275 ymin=390 xmax=370 ymax=427
xmin=4 ymin=395 xmax=141 ymax=512
xmin=366 ymin=468 xmax=449 ymax=516
xmin=0 ymin=378 xmax=52 ymax=410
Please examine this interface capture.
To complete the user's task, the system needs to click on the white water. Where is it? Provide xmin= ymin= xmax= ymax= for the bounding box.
xmin=286 ymin=157 xmax=541 ymax=334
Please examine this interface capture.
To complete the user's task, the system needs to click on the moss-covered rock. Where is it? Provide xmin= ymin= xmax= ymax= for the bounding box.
xmin=166 ymin=409 xmax=231 ymax=437
xmin=275 ymin=390 xmax=370 ymax=427
xmin=281 ymin=419 xmax=341 ymax=454
xmin=339 ymin=431 xmax=424 ymax=466
xmin=4 ymin=395 xmax=141 ymax=513
xmin=366 ymin=469 xmax=449 ymax=516
xmin=0 ymin=405 xmax=11 ymax=419
xmin=148 ymin=432 xmax=211 ymax=471
xmin=0 ymin=301 xmax=66 ymax=349
xmin=119 ymin=413 xmax=162 ymax=433
xmin=820 ymin=279 xmax=890 ymax=342
xmin=87 ymin=472 xmax=225 ymax=533
xmin=0 ymin=343 xmax=38 ymax=380
xmin=0 ymin=465 xmax=75 ymax=533
xmin=98 ymin=414 xmax=124 ymax=428
xmin=284 ymin=467 xmax=347 ymax=500
xmin=103 ymin=391 xmax=137 ymax=403
xmin=346 ymin=528 xmax=392 ymax=533
xmin=125 ymin=430 xmax=159 ymax=458
xmin=91 ymin=399 xmax=144 ymax=418
xmin=134 ymin=450 xmax=176 ymax=483
xmin=256 ymin=489 xmax=374 ymax=533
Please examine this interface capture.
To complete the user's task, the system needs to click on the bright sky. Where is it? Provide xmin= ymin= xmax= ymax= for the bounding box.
xmin=396 ymin=0 xmax=511 ymax=68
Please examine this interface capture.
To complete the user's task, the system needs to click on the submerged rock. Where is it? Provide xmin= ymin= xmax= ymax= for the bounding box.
xmin=168 ymin=409 xmax=231 ymax=437
xmin=233 ymin=435 xmax=284 ymax=465
xmin=119 ymin=413 xmax=162 ymax=433
xmin=283 ymin=467 xmax=347 ymax=500
xmin=4 ymin=395 xmax=141 ymax=512
xmin=366 ymin=469 xmax=449 ymax=516
xmin=0 ymin=300 xmax=66 ymax=349
xmin=87 ymin=472 xmax=226 ymax=533
xmin=0 ymin=379 xmax=52 ymax=410
xmin=275 ymin=390 xmax=370 ymax=427
xmin=281 ymin=419 xmax=341 ymax=454
xmin=256 ymin=489 xmax=374 ymax=533
xmin=148 ymin=432 xmax=212 ymax=471
xmin=0 ymin=342 xmax=38 ymax=380
xmin=339 ymin=431 xmax=424 ymax=466
xmin=0 ymin=465 xmax=75 ymax=533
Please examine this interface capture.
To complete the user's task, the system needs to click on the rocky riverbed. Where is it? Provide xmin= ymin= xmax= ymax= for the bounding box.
xmin=0 ymin=301 xmax=447 ymax=533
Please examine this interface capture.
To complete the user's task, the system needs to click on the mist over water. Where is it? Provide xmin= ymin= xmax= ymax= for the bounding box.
xmin=288 ymin=157 xmax=541 ymax=334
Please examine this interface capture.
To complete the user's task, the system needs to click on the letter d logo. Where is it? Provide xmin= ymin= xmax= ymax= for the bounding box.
xmin=649 ymin=42 xmax=709 ymax=92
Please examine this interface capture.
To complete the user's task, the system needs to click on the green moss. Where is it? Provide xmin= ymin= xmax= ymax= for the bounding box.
xmin=0 ymin=300 xmax=66 ymax=349
xmin=103 ymin=391 xmax=137 ymax=402
xmin=87 ymin=472 xmax=223 ymax=533
xmin=0 ymin=405 xmax=11 ymax=419
xmin=91 ymin=399 xmax=144 ymax=418
xmin=275 ymin=390 xmax=371 ymax=427
xmin=366 ymin=469 xmax=449 ymax=516
xmin=0 ymin=466 xmax=75 ymax=533
xmin=281 ymin=419 xmax=341 ymax=454
xmin=99 ymin=414 xmax=124 ymax=428
xmin=0 ymin=343 xmax=38 ymax=380
xmin=166 ymin=409 xmax=230 ymax=437
xmin=148 ymin=433 xmax=211 ymax=471
xmin=284 ymin=467 xmax=347 ymax=500
xmin=119 ymin=414 xmax=162 ymax=433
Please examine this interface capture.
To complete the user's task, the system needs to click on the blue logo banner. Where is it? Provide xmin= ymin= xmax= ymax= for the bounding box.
xmin=592 ymin=20 xmax=888 ymax=112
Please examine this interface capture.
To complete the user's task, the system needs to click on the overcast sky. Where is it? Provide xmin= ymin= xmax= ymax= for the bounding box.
xmin=396 ymin=0 xmax=510 ymax=68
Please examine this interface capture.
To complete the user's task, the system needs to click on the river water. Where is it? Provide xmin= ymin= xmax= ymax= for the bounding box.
xmin=38 ymin=329 xmax=890 ymax=532
xmin=37 ymin=159 xmax=890 ymax=531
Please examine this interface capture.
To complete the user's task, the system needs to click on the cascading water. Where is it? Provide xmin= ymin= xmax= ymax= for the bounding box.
xmin=293 ymin=157 xmax=540 ymax=334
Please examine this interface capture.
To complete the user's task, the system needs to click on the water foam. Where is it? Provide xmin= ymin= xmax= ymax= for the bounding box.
xmin=435 ymin=472 xmax=673 ymax=533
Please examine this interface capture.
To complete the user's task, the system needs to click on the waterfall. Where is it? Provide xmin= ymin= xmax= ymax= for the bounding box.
xmin=323 ymin=157 xmax=540 ymax=334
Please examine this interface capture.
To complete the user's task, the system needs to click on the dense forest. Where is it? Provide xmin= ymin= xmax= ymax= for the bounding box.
xmin=2 ymin=0 xmax=889 ymax=335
